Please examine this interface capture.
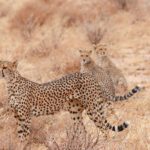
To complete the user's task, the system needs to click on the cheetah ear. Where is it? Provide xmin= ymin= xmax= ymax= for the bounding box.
xmin=12 ymin=60 xmax=18 ymax=69
xmin=78 ymin=49 xmax=83 ymax=53
xmin=89 ymin=50 xmax=92 ymax=54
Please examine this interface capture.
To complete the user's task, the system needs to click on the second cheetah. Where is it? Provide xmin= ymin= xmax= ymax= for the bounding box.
xmin=94 ymin=44 xmax=128 ymax=94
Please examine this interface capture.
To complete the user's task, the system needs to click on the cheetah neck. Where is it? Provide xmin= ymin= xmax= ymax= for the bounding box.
xmin=5 ymin=71 xmax=21 ymax=85
xmin=97 ymin=56 xmax=113 ymax=68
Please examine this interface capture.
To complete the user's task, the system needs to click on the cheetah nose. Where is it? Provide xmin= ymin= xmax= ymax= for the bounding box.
xmin=83 ymin=59 xmax=85 ymax=62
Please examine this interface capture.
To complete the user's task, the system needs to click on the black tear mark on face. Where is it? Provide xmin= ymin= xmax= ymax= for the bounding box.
xmin=2 ymin=66 xmax=7 ymax=77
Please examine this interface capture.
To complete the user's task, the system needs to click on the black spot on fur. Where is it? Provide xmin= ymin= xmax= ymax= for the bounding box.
xmin=124 ymin=95 xmax=127 ymax=99
xmin=132 ymin=88 xmax=137 ymax=93
xmin=18 ymin=130 xmax=23 ymax=133
xmin=112 ymin=126 xmax=115 ymax=131
xmin=118 ymin=125 xmax=124 ymax=132
xmin=18 ymin=118 xmax=25 ymax=122
xmin=123 ymin=122 xmax=128 ymax=128
xmin=94 ymin=119 xmax=97 ymax=122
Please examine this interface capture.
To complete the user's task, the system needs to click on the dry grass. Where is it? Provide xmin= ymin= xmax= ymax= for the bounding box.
xmin=84 ymin=17 xmax=108 ymax=48
xmin=0 ymin=0 xmax=149 ymax=149
xmin=114 ymin=0 xmax=128 ymax=10
xmin=24 ymin=124 xmax=102 ymax=150
xmin=111 ymin=0 xmax=138 ymax=11
xmin=28 ymin=40 xmax=51 ymax=58
xmin=9 ymin=0 xmax=56 ymax=40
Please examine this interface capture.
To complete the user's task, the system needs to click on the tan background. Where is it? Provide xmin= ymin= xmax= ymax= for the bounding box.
xmin=0 ymin=0 xmax=149 ymax=149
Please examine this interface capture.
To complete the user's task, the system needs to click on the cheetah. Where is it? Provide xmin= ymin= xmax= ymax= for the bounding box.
xmin=79 ymin=49 xmax=115 ymax=97
xmin=0 ymin=61 xmax=140 ymax=141
xmin=94 ymin=44 xmax=128 ymax=94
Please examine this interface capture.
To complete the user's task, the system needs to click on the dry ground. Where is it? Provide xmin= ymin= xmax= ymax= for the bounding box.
xmin=0 ymin=0 xmax=149 ymax=149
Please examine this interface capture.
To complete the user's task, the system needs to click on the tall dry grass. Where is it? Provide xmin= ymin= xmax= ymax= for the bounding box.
xmin=9 ymin=0 xmax=63 ymax=40
xmin=83 ymin=18 xmax=108 ymax=48
xmin=0 ymin=0 xmax=149 ymax=149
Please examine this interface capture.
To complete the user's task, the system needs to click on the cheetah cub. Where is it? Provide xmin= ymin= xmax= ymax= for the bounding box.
xmin=94 ymin=44 xmax=128 ymax=94
xmin=79 ymin=49 xmax=116 ymax=118
xmin=79 ymin=49 xmax=115 ymax=97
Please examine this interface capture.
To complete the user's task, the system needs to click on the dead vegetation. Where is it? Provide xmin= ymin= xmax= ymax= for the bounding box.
xmin=51 ymin=128 xmax=101 ymax=150
xmin=27 ymin=40 xmax=51 ymax=58
xmin=0 ymin=0 xmax=149 ymax=149
xmin=0 ymin=3 xmax=10 ymax=18
xmin=23 ymin=123 xmax=102 ymax=150
xmin=115 ymin=0 xmax=128 ymax=10
xmin=112 ymin=0 xmax=139 ymax=11
xmin=25 ymin=23 xmax=64 ymax=59
xmin=10 ymin=0 xmax=53 ymax=40
xmin=83 ymin=16 xmax=108 ymax=50
xmin=11 ymin=5 xmax=48 ymax=39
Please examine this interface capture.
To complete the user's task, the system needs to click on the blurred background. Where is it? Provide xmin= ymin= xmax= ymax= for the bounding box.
xmin=0 ymin=0 xmax=149 ymax=149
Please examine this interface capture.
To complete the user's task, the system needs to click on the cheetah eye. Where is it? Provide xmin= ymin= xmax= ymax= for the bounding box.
xmin=81 ymin=55 xmax=83 ymax=57
xmin=86 ymin=55 xmax=88 ymax=57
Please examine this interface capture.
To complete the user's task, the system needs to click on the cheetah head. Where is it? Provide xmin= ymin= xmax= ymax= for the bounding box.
xmin=0 ymin=61 xmax=18 ymax=79
xmin=78 ymin=49 xmax=92 ymax=65
xmin=95 ymin=44 xmax=108 ymax=57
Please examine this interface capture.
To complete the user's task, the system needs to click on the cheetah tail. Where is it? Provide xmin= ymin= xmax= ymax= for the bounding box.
xmin=105 ymin=120 xmax=129 ymax=132
xmin=112 ymin=86 xmax=141 ymax=102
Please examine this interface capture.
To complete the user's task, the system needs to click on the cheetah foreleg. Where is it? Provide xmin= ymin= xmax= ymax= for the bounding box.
xmin=67 ymin=100 xmax=86 ymax=136
xmin=15 ymin=109 xmax=31 ymax=142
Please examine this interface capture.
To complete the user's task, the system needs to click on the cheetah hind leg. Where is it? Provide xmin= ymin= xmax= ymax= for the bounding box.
xmin=87 ymin=101 xmax=129 ymax=139
xmin=87 ymin=106 xmax=109 ymax=140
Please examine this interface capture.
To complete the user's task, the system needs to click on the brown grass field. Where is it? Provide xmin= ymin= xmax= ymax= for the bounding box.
xmin=0 ymin=0 xmax=149 ymax=149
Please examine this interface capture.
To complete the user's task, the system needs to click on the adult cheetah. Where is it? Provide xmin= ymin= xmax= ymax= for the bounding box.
xmin=0 ymin=61 xmax=140 ymax=141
